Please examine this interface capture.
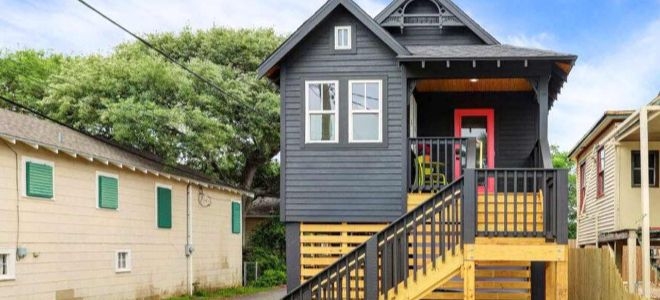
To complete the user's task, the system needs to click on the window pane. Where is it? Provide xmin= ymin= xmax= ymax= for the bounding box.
xmin=342 ymin=29 xmax=348 ymax=46
xmin=632 ymin=152 xmax=641 ymax=168
xmin=351 ymin=83 xmax=365 ymax=110
xmin=633 ymin=170 xmax=641 ymax=186
xmin=308 ymin=84 xmax=322 ymax=110
xmin=322 ymin=83 xmax=336 ymax=110
xmin=310 ymin=114 xmax=335 ymax=141
xmin=353 ymin=113 xmax=379 ymax=141
xmin=1 ymin=254 xmax=6 ymax=275
xmin=366 ymin=82 xmax=380 ymax=110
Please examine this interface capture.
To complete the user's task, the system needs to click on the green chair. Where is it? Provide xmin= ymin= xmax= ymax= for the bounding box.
xmin=416 ymin=155 xmax=447 ymax=190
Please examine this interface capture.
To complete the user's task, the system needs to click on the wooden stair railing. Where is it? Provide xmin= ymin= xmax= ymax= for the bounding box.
xmin=282 ymin=178 xmax=465 ymax=300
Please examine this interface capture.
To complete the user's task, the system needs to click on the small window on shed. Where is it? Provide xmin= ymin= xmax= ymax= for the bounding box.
xmin=334 ymin=26 xmax=351 ymax=50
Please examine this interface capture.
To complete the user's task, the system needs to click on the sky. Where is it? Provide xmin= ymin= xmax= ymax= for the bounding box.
xmin=0 ymin=0 xmax=659 ymax=151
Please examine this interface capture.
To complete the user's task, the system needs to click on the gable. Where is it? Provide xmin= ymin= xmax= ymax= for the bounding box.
xmin=258 ymin=0 xmax=408 ymax=79
xmin=374 ymin=0 xmax=499 ymax=45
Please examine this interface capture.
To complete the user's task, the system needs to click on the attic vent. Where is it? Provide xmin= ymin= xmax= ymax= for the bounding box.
xmin=381 ymin=0 xmax=464 ymax=29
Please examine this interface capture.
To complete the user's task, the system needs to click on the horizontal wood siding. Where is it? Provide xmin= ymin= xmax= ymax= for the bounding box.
xmin=416 ymin=92 xmax=539 ymax=168
xmin=283 ymin=7 xmax=405 ymax=222
xmin=0 ymin=143 xmax=242 ymax=299
xmin=576 ymin=132 xmax=617 ymax=246
xmin=387 ymin=27 xmax=484 ymax=46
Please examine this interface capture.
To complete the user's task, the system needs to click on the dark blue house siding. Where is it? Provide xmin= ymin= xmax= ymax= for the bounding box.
xmin=281 ymin=7 xmax=406 ymax=223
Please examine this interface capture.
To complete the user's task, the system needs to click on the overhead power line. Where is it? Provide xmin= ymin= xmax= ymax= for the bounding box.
xmin=76 ymin=0 xmax=256 ymax=112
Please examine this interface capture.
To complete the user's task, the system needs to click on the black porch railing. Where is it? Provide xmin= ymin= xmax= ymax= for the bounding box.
xmin=463 ymin=168 xmax=568 ymax=243
xmin=283 ymin=168 xmax=568 ymax=300
xmin=408 ymin=137 xmax=472 ymax=193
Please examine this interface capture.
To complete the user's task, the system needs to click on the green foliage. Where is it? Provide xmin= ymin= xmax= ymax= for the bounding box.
xmin=251 ymin=269 xmax=287 ymax=288
xmin=551 ymin=145 xmax=577 ymax=239
xmin=245 ymin=218 xmax=286 ymax=287
xmin=0 ymin=50 xmax=65 ymax=106
xmin=168 ymin=286 xmax=274 ymax=299
xmin=0 ymin=28 xmax=284 ymax=196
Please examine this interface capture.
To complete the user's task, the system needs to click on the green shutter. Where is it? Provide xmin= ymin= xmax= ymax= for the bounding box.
xmin=98 ymin=176 xmax=118 ymax=209
xmin=26 ymin=161 xmax=53 ymax=199
xmin=157 ymin=187 xmax=172 ymax=229
xmin=232 ymin=202 xmax=241 ymax=234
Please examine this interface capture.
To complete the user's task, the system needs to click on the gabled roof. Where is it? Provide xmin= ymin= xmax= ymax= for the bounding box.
xmin=400 ymin=45 xmax=577 ymax=61
xmin=257 ymin=0 xmax=410 ymax=78
xmin=568 ymin=110 xmax=634 ymax=159
xmin=0 ymin=109 xmax=252 ymax=196
xmin=374 ymin=0 xmax=499 ymax=45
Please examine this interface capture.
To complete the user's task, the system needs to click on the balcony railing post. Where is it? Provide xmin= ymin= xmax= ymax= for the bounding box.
xmin=365 ymin=236 xmax=379 ymax=299
xmin=463 ymin=169 xmax=477 ymax=244
xmin=466 ymin=138 xmax=477 ymax=170
xmin=556 ymin=169 xmax=569 ymax=244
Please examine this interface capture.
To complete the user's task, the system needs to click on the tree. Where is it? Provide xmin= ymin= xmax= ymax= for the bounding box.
xmin=551 ymin=145 xmax=577 ymax=239
xmin=0 ymin=28 xmax=283 ymax=198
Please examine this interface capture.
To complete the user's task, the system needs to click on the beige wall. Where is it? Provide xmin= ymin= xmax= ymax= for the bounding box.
xmin=616 ymin=142 xmax=660 ymax=230
xmin=0 ymin=142 xmax=242 ymax=299
xmin=575 ymin=127 xmax=617 ymax=246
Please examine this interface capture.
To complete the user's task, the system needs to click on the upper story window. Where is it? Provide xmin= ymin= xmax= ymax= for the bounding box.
xmin=579 ymin=161 xmax=586 ymax=213
xmin=97 ymin=172 xmax=119 ymax=210
xmin=597 ymin=147 xmax=605 ymax=197
xmin=349 ymin=80 xmax=383 ymax=143
xmin=305 ymin=81 xmax=338 ymax=143
xmin=631 ymin=150 xmax=659 ymax=187
xmin=334 ymin=26 xmax=352 ymax=50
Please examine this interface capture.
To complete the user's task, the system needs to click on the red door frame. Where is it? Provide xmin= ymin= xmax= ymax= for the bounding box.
xmin=453 ymin=108 xmax=495 ymax=178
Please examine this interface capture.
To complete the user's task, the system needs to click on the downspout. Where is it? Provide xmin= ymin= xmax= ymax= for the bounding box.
xmin=186 ymin=183 xmax=194 ymax=296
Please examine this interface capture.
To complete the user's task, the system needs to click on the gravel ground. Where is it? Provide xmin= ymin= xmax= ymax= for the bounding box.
xmin=227 ymin=286 xmax=287 ymax=300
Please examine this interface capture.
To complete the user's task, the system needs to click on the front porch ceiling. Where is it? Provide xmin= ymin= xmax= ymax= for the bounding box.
xmin=619 ymin=108 xmax=660 ymax=142
xmin=415 ymin=78 xmax=533 ymax=93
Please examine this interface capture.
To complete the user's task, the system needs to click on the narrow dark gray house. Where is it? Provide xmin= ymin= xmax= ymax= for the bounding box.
xmin=259 ymin=0 xmax=576 ymax=299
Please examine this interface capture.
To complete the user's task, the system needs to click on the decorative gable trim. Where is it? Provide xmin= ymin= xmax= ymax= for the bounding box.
xmin=374 ymin=0 xmax=500 ymax=45
xmin=258 ymin=0 xmax=409 ymax=78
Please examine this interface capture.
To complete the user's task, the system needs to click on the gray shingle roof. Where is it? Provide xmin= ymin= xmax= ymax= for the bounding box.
xmin=401 ymin=45 xmax=577 ymax=60
xmin=0 ymin=109 xmax=249 ymax=195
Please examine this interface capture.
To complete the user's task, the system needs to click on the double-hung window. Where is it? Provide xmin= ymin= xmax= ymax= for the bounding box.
xmin=597 ymin=147 xmax=605 ymax=197
xmin=334 ymin=26 xmax=351 ymax=50
xmin=631 ymin=150 xmax=659 ymax=187
xmin=305 ymin=81 xmax=338 ymax=143
xmin=115 ymin=250 xmax=131 ymax=273
xmin=349 ymin=80 xmax=382 ymax=143
xmin=579 ymin=162 xmax=586 ymax=213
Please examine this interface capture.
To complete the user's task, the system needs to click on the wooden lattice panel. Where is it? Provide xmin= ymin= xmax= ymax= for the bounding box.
xmin=299 ymin=223 xmax=387 ymax=282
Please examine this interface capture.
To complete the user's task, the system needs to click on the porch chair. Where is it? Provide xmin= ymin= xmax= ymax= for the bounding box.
xmin=416 ymin=155 xmax=447 ymax=191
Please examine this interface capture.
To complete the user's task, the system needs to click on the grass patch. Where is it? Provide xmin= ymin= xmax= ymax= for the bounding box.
xmin=169 ymin=286 xmax=276 ymax=300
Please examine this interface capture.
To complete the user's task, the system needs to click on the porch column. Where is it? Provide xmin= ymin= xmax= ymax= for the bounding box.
xmin=639 ymin=107 xmax=651 ymax=298
xmin=534 ymin=76 xmax=552 ymax=168
xmin=627 ymin=230 xmax=638 ymax=293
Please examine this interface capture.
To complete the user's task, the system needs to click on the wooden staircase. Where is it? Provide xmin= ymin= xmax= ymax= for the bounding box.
xmin=282 ymin=169 xmax=569 ymax=300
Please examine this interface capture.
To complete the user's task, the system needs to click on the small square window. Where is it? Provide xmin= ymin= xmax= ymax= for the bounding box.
xmin=334 ymin=26 xmax=351 ymax=50
xmin=115 ymin=250 xmax=131 ymax=273
xmin=0 ymin=249 xmax=16 ymax=281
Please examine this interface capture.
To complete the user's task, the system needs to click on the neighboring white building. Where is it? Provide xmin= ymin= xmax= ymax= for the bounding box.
xmin=0 ymin=109 xmax=250 ymax=299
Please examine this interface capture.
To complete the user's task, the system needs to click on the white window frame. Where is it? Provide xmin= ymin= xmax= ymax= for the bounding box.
xmin=348 ymin=80 xmax=383 ymax=143
xmin=334 ymin=26 xmax=352 ymax=50
xmin=96 ymin=171 xmax=119 ymax=210
xmin=0 ymin=248 xmax=16 ymax=281
xmin=155 ymin=183 xmax=173 ymax=229
xmin=21 ymin=156 xmax=55 ymax=199
xmin=305 ymin=80 xmax=340 ymax=144
xmin=115 ymin=250 xmax=132 ymax=273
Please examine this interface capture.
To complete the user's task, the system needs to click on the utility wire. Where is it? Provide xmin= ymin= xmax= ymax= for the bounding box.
xmin=77 ymin=0 xmax=257 ymax=112
xmin=0 ymin=94 xmax=234 ymax=186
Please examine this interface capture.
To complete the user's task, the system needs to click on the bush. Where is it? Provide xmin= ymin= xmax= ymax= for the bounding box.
xmin=251 ymin=269 xmax=287 ymax=287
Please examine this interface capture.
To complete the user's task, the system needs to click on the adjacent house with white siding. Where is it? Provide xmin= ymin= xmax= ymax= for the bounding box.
xmin=0 ymin=109 xmax=250 ymax=299
xmin=569 ymin=94 xmax=660 ymax=295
